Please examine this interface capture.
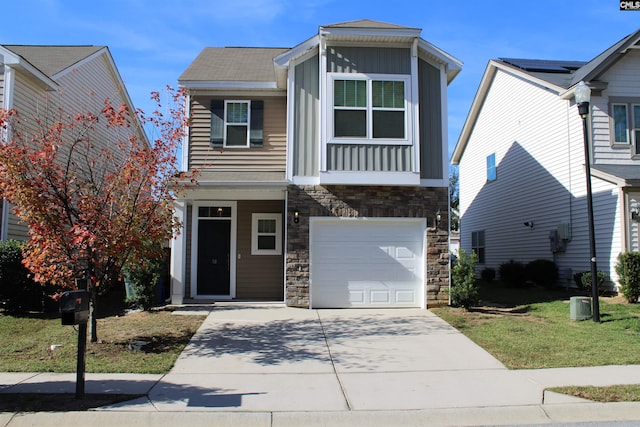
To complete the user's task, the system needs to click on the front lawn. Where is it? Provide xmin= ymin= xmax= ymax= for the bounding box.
xmin=0 ymin=310 xmax=205 ymax=373
xmin=431 ymin=283 xmax=640 ymax=369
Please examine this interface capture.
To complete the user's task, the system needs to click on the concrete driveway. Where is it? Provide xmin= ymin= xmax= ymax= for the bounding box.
xmin=143 ymin=303 xmax=545 ymax=412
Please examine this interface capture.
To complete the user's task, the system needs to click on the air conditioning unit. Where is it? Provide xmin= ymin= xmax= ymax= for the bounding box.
xmin=557 ymin=222 xmax=571 ymax=240
xmin=570 ymin=296 xmax=592 ymax=321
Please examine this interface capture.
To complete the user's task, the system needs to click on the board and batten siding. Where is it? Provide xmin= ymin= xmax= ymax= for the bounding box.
xmin=326 ymin=144 xmax=412 ymax=171
xmin=324 ymin=46 xmax=414 ymax=174
xmin=458 ymin=68 xmax=621 ymax=281
xmin=292 ymin=54 xmax=319 ymax=177
xmin=591 ymin=49 xmax=640 ymax=165
xmin=418 ymin=59 xmax=443 ymax=180
xmin=189 ymin=95 xmax=287 ymax=172
xmin=235 ymin=200 xmax=284 ymax=299
xmin=327 ymin=47 xmax=411 ymax=74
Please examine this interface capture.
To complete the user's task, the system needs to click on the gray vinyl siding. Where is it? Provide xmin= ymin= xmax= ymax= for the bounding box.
xmin=326 ymin=144 xmax=412 ymax=171
xmin=418 ymin=59 xmax=443 ymax=180
xmin=293 ymin=54 xmax=319 ymax=177
xmin=326 ymin=46 xmax=413 ymax=173
xmin=327 ymin=47 xmax=410 ymax=74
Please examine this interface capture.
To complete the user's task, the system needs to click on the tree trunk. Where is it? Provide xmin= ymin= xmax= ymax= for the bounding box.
xmin=89 ymin=284 xmax=98 ymax=343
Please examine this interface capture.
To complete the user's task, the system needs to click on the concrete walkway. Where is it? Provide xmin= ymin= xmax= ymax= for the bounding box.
xmin=3 ymin=303 xmax=640 ymax=426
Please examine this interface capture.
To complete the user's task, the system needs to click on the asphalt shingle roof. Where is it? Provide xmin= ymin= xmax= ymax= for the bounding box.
xmin=178 ymin=47 xmax=289 ymax=83
xmin=3 ymin=45 xmax=104 ymax=77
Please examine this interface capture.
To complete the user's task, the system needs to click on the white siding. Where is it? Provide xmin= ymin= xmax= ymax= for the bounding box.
xmin=592 ymin=49 xmax=640 ymax=165
xmin=459 ymin=68 xmax=620 ymax=284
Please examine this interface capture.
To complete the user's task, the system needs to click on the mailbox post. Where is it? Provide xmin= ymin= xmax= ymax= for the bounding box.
xmin=59 ymin=276 xmax=90 ymax=399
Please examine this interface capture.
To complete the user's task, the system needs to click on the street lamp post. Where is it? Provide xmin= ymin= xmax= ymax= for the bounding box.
xmin=574 ymin=81 xmax=600 ymax=323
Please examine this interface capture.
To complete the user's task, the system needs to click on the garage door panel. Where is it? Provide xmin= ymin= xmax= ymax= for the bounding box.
xmin=310 ymin=218 xmax=425 ymax=309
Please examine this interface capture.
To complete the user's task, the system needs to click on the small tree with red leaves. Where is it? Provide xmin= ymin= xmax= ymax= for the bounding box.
xmin=0 ymin=87 xmax=193 ymax=342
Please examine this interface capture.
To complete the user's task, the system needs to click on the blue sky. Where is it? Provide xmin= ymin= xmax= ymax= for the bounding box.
xmin=1 ymin=1 xmax=638 ymax=158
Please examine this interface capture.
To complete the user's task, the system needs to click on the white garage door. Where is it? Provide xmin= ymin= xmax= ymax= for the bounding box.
xmin=310 ymin=218 xmax=425 ymax=308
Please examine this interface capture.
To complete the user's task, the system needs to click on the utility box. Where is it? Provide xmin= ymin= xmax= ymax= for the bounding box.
xmin=570 ymin=296 xmax=592 ymax=321
xmin=59 ymin=290 xmax=90 ymax=325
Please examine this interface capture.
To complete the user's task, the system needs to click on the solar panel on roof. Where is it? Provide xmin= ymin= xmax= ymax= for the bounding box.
xmin=500 ymin=58 xmax=586 ymax=73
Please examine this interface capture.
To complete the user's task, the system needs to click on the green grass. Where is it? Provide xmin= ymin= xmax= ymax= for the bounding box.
xmin=432 ymin=282 xmax=640 ymax=402
xmin=549 ymin=385 xmax=640 ymax=402
xmin=0 ymin=310 xmax=205 ymax=373
xmin=433 ymin=283 xmax=640 ymax=369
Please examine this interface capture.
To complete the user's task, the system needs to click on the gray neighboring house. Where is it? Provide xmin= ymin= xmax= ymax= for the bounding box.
xmin=170 ymin=19 xmax=461 ymax=308
xmin=452 ymin=29 xmax=640 ymax=288
xmin=0 ymin=45 xmax=144 ymax=241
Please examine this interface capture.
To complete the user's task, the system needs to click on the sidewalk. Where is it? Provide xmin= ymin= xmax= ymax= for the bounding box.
xmin=2 ymin=303 xmax=640 ymax=426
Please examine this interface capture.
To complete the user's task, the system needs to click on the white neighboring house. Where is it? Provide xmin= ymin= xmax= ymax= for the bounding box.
xmin=451 ymin=29 xmax=640 ymax=288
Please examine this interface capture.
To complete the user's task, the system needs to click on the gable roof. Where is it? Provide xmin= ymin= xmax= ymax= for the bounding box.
xmin=451 ymin=28 xmax=640 ymax=164
xmin=322 ymin=19 xmax=420 ymax=31
xmin=180 ymin=20 xmax=462 ymax=90
xmin=3 ymin=45 xmax=105 ymax=77
xmin=179 ymin=47 xmax=289 ymax=88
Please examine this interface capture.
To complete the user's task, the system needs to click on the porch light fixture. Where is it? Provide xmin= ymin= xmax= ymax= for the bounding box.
xmin=293 ymin=209 xmax=300 ymax=224
xmin=435 ymin=209 xmax=441 ymax=228
xmin=523 ymin=221 xmax=534 ymax=229
xmin=632 ymin=207 xmax=639 ymax=221
xmin=574 ymin=81 xmax=600 ymax=322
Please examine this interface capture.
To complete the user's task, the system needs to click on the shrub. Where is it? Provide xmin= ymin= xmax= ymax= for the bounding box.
xmin=499 ymin=260 xmax=527 ymax=288
xmin=574 ymin=270 xmax=607 ymax=293
xmin=481 ymin=267 xmax=496 ymax=282
xmin=450 ymin=249 xmax=479 ymax=310
xmin=616 ymin=252 xmax=640 ymax=303
xmin=0 ymin=240 xmax=47 ymax=312
xmin=525 ymin=259 xmax=559 ymax=289
xmin=123 ymin=258 xmax=162 ymax=310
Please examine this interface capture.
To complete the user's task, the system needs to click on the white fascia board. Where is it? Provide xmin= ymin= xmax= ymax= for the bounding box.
xmin=0 ymin=46 xmax=58 ymax=90
xmin=319 ymin=171 xmax=421 ymax=186
xmin=417 ymin=39 xmax=462 ymax=83
xmin=179 ymin=81 xmax=278 ymax=90
xmin=320 ymin=27 xmax=421 ymax=40
xmin=274 ymin=35 xmax=319 ymax=67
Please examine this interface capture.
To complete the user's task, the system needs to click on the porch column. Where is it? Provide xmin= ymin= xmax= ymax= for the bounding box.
xmin=170 ymin=201 xmax=187 ymax=305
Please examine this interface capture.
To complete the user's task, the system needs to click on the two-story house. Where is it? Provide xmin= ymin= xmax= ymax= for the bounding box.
xmin=451 ymin=29 xmax=640 ymax=288
xmin=0 ymin=45 xmax=145 ymax=241
xmin=171 ymin=20 xmax=461 ymax=308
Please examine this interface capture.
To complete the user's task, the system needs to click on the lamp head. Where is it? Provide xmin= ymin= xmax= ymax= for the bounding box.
xmin=574 ymin=81 xmax=591 ymax=118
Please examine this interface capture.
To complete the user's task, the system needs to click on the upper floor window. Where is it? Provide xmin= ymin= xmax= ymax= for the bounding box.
xmin=611 ymin=102 xmax=640 ymax=155
xmin=486 ymin=153 xmax=497 ymax=181
xmin=330 ymin=74 xmax=409 ymax=143
xmin=210 ymin=99 xmax=263 ymax=148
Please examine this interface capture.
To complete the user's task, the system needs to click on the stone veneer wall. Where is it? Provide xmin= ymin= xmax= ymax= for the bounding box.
xmin=286 ymin=185 xmax=449 ymax=308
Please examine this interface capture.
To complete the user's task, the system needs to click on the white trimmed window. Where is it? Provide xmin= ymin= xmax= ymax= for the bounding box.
xmin=210 ymin=100 xmax=264 ymax=148
xmin=330 ymin=74 xmax=409 ymax=143
xmin=251 ymin=213 xmax=282 ymax=255
xmin=611 ymin=102 xmax=640 ymax=155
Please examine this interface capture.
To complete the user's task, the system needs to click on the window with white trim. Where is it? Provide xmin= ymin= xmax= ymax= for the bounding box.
xmin=330 ymin=74 xmax=408 ymax=142
xmin=610 ymin=102 xmax=640 ymax=154
xmin=251 ymin=213 xmax=282 ymax=255
xmin=210 ymin=99 xmax=264 ymax=148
